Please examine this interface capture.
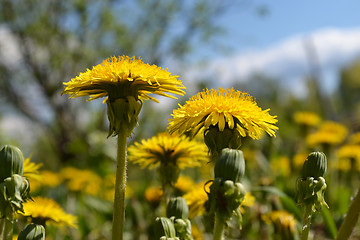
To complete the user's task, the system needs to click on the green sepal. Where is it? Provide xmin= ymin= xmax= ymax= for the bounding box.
xmin=106 ymin=96 xmax=142 ymax=137
xmin=154 ymin=217 xmax=177 ymax=239
xmin=18 ymin=223 xmax=45 ymax=240
xmin=0 ymin=174 xmax=31 ymax=219
xmin=204 ymin=126 xmax=241 ymax=160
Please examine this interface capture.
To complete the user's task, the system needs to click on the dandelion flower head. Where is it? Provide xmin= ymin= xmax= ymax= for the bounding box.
xmin=23 ymin=157 xmax=42 ymax=181
xmin=262 ymin=210 xmax=297 ymax=235
xmin=128 ymin=132 xmax=209 ymax=169
xmin=168 ymin=88 xmax=278 ymax=140
xmin=293 ymin=111 xmax=321 ymax=127
xmin=306 ymin=121 xmax=348 ymax=147
xmin=183 ymin=182 xmax=209 ymax=218
xmin=19 ymin=196 xmax=77 ymax=228
xmin=61 ymin=167 xmax=102 ymax=196
xmin=62 ymin=56 xmax=185 ymax=102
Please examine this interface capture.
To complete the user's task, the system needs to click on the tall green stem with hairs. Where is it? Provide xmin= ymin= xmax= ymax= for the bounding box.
xmin=213 ymin=215 xmax=225 ymax=240
xmin=112 ymin=133 xmax=127 ymax=240
xmin=336 ymin=188 xmax=360 ymax=240
xmin=301 ymin=205 xmax=312 ymax=240
xmin=0 ymin=215 xmax=13 ymax=240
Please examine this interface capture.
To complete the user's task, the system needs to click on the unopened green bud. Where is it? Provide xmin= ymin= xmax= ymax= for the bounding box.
xmin=106 ymin=96 xmax=142 ymax=137
xmin=0 ymin=145 xmax=25 ymax=182
xmin=204 ymin=126 xmax=241 ymax=160
xmin=215 ymin=148 xmax=245 ymax=183
xmin=301 ymin=152 xmax=327 ymax=178
xmin=18 ymin=223 xmax=45 ymax=240
xmin=154 ymin=217 xmax=177 ymax=239
xmin=166 ymin=197 xmax=189 ymax=219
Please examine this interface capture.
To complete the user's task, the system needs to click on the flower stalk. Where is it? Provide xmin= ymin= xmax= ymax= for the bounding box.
xmin=112 ymin=133 xmax=128 ymax=240
xmin=301 ymin=204 xmax=312 ymax=240
xmin=0 ymin=215 xmax=13 ymax=240
xmin=213 ymin=215 xmax=225 ymax=240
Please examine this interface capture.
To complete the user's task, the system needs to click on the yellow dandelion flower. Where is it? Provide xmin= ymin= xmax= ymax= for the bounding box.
xmin=337 ymin=144 xmax=360 ymax=159
xmin=19 ymin=197 xmax=77 ymax=228
xmin=306 ymin=121 xmax=348 ymax=147
xmin=330 ymin=158 xmax=352 ymax=172
xmin=61 ymin=167 xmax=102 ymax=196
xmin=62 ymin=56 xmax=185 ymax=102
xmin=29 ymin=170 xmax=62 ymax=192
xmin=168 ymin=88 xmax=278 ymax=139
xmin=128 ymin=132 xmax=209 ymax=170
xmin=23 ymin=157 xmax=42 ymax=181
xmin=183 ymin=182 xmax=209 ymax=218
xmin=270 ymin=156 xmax=291 ymax=177
xmin=262 ymin=210 xmax=297 ymax=236
xmin=144 ymin=186 xmax=163 ymax=204
xmin=293 ymin=111 xmax=321 ymax=127
xmin=174 ymin=175 xmax=196 ymax=194
xmin=240 ymin=192 xmax=256 ymax=213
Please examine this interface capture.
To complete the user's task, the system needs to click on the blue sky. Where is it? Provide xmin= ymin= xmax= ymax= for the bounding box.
xmin=218 ymin=1 xmax=360 ymax=51
xmin=182 ymin=1 xmax=360 ymax=97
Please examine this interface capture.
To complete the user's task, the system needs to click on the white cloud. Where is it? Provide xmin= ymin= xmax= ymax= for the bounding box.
xmin=184 ymin=28 xmax=360 ymax=96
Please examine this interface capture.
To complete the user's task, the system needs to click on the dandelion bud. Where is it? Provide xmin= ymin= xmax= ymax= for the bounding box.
xmin=166 ymin=197 xmax=189 ymax=219
xmin=154 ymin=217 xmax=177 ymax=239
xmin=0 ymin=145 xmax=24 ymax=182
xmin=18 ymin=223 xmax=45 ymax=240
xmin=214 ymin=148 xmax=245 ymax=183
xmin=301 ymin=152 xmax=327 ymax=179
xmin=106 ymin=96 xmax=142 ymax=137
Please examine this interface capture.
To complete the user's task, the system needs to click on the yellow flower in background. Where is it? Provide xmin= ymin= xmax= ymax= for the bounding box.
xmin=61 ymin=167 xmax=102 ymax=196
xmin=128 ymin=132 xmax=209 ymax=170
xmin=174 ymin=175 xmax=196 ymax=194
xmin=262 ymin=210 xmax=297 ymax=237
xmin=184 ymin=182 xmax=209 ymax=218
xmin=19 ymin=197 xmax=77 ymax=228
xmin=337 ymin=144 xmax=360 ymax=159
xmin=330 ymin=159 xmax=352 ymax=172
xmin=293 ymin=111 xmax=321 ymax=127
xmin=144 ymin=186 xmax=163 ymax=204
xmin=239 ymin=192 xmax=256 ymax=213
xmin=306 ymin=121 xmax=348 ymax=147
xmin=23 ymin=157 xmax=42 ymax=181
xmin=270 ymin=156 xmax=291 ymax=177
xmin=62 ymin=56 xmax=185 ymax=102
xmin=168 ymin=88 xmax=278 ymax=139
xmin=29 ymin=170 xmax=62 ymax=192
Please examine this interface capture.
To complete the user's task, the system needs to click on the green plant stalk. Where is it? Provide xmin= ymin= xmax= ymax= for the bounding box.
xmin=301 ymin=205 xmax=312 ymax=240
xmin=0 ymin=215 xmax=13 ymax=240
xmin=112 ymin=133 xmax=127 ymax=240
xmin=336 ymin=188 xmax=360 ymax=240
xmin=213 ymin=214 xmax=225 ymax=240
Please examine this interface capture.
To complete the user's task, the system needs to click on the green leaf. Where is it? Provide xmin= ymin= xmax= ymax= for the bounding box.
xmin=321 ymin=207 xmax=337 ymax=239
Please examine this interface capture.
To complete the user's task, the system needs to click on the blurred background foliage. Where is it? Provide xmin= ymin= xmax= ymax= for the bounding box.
xmin=1 ymin=0 xmax=360 ymax=239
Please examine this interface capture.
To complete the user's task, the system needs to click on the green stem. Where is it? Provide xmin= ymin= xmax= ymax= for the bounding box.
xmin=213 ymin=214 xmax=225 ymax=240
xmin=112 ymin=134 xmax=127 ymax=240
xmin=301 ymin=205 xmax=313 ymax=240
xmin=0 ymin=216 xmax=13 ymax=240
xmin=336 ymin=188 xmax=360 ymax=240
